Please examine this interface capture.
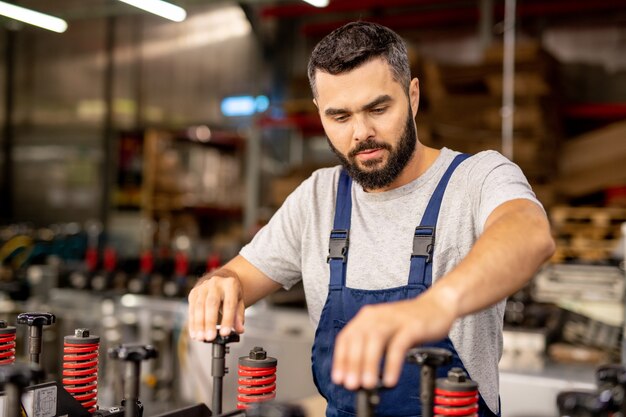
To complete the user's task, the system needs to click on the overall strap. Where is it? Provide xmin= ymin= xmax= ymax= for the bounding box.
xmin=328 ymin=169 xmax=352 ymax=288
xmin=408 ymin=153 xmax=471 ymax=286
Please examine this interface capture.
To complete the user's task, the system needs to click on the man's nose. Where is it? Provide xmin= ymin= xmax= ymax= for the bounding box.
xmin=352 ymin=115 xmax=375 ymax=142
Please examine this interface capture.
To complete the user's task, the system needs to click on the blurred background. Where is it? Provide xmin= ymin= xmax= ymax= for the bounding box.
xmin=0 ymin=1 xmax=625 ymax=416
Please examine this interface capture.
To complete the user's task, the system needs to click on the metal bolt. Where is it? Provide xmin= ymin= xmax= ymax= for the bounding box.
xmin=249 ymin=346 xmax=267 ymax=360
xmin=75 ymin=328 xmax=90 ymax=338
xmin=447 ymin=367 xmax=467 ymax=383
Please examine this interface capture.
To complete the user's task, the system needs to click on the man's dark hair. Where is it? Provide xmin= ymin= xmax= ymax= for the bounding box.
xmin=307 ymin=21 xmax=411 ymax=98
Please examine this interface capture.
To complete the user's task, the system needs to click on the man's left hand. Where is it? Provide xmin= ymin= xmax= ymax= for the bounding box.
xmin=331 ymin=287 xmax=458 ymax=390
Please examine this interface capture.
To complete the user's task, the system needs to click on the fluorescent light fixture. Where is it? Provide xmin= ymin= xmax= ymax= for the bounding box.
xmin=117 ymin=0 xmax=187 ymax=22
xmin=0 ymin=1 xmax=67 ymax=33
xmin=302 ymin=0 xmax=329 ymax=7
xmin=221 ymin=96 xmax=270 ymax=117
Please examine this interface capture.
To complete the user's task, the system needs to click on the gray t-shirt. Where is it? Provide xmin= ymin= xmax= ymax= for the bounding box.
xmin=240 ymin=147 xmax=542 ymax=413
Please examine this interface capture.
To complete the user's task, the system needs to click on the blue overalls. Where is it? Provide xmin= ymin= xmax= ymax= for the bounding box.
xmin=311 ymin=154 xmax=499 ymax=417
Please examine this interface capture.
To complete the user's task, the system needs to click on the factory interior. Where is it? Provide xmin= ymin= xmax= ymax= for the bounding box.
xmin=0 ymin=0 xmax=625 ymax=416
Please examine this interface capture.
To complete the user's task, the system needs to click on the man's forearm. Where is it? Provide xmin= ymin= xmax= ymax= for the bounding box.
xmin=429 ymin=199 xmax=555 ymax=318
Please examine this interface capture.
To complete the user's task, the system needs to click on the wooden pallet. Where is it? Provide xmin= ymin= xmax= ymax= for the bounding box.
xmin=551 ymin=206 xmax=626 ymax=227
xmin=550 ymin=206 xmax=626 ymax=262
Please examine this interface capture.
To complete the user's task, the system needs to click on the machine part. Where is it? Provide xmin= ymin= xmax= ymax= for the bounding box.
xmin=406 ymin=347 xmax=452 ymax=417
xmin=16 ymin=312 xmax=56 ymax=365
xmin=0 ymin=320 xmax=17 ymax=365
xmin=206 ymin=331 xmax=240 ymax=414
xmin=86 ymin=247 xmax=99 ymax=273
xmin=356 ymin=387 xmax=381 ymax=417
xmin=92 ymin=246 xmax=118 ymax=291
xmin=557 ymin=390 xmax=608 ymax=416
xmin=163 ymin=251 xmax=189 ymax=298
xmin=0 ymin=363 xmax=45 ymax=417
xmin=434 ymin=367 xmax=479 ymax=417
xmin=595 ymin=364 xmax=626 ymax=415
xmin=93 ymin=406 xmax=126 ymax=417
xmin=63 ymin=328 xmax=101 ymax=412
xmin=554 ymin=364 xmax=626 ymax=417
xmin=237 ymin=346 xmax=278 ymax=410
xmin=128 ymin=251 xmax=154 ymax=294
xmin=207 ymin=253 xmax=221 ymax=273
xmin=109 ymin=344 xmax=158 ymax=417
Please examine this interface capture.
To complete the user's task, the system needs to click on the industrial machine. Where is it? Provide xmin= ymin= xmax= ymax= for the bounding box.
xmin=2 ymin=306 xmax=626 ymax=417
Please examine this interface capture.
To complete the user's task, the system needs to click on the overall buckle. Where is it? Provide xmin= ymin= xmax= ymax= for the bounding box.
xmin=412 ymin=226 xmax=435 ymax=263
xmin=327 ymin=229 xmax=349 ymax=263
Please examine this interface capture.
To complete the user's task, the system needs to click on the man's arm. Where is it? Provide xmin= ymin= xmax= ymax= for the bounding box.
xmin=331 ymin=198 xmax=555 ymax=390
xmin=187 ymin=254 xmax=283 ymax=341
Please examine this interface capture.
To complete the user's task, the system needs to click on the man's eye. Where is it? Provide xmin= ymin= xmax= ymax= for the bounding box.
xmin=334 ymin=115 xmax=349 ymax=122
xmin=371 ymin=107 xmax=386 ymax=114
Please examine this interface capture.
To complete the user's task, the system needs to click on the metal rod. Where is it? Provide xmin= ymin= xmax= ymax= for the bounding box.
xmin=212 ymin=343 xmax=226 ymax=414
xmin=621 ymin=222 xmax=626 ymax=365
xmin=5 ymin=384 xmax=21 ymax=417
xmin=244 ymin=124 xmax=261 ymax=238
xmin=28 ymin=326 xmax=42 ymax=365
xmin=356 ymin=389 xmax=379 ymax=417
xmin=132 ymin=14 xmax=143 ymax=129
xmin=501 ymin=0 xmax=516 ymax=160
xmin=1 ymin=27 xmax=16 ymax=221
xmin=101 ymin=12 xmax=116 ymax=232
xmin=479 ymin=0 xmax=494 ymax=50
xmin=124 ymin=361 xmax=140 ymax=417
xmin=420 ymin=365 xmax=435 ymax=417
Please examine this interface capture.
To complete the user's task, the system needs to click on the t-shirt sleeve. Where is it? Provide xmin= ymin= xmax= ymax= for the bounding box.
xmin=239 ymin=177 xmax=311 ymax=290
xmin=469 ymin=151 xmax=545 ymax=234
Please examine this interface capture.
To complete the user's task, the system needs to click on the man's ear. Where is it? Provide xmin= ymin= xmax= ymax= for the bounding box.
xmin=410 ymin=78 xmax=420 ymax=116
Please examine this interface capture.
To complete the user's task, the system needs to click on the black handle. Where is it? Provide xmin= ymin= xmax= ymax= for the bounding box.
xmin=16 ymin=312 xmax=56 ymax=327
xmin=108 ymin=344 xmax=158 ymax=362
xmin=406 ymin=347 xmax=453 ymax=367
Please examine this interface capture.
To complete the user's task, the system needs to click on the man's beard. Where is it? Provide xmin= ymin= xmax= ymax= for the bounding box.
xmin=328 ymin=108 xmax=417 ymax=190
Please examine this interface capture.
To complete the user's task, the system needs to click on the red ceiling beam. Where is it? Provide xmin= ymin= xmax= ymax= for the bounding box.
xmin=261 ymin=0 xmax=461 ymax=19
xmin=302 ymin=8 xmax=479 ymax=36
xmin=299 ymin=0 xmax=626 ymax=37
xmin=498 ymin=0 xmax=626 ymax=18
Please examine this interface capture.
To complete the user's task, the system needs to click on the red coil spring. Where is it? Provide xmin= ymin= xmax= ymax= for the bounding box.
xmin=63 ymin=340 xmax=100 ymax=412
xmin=433 ymin=367 xmax=479 ymax=417
xmin=237 ymin=348 xmax=277 ymax=409
xmin=434 ymin=387 xmax=479 ymax=416
xmin=0 ymin=329 xmax=16 ymax=365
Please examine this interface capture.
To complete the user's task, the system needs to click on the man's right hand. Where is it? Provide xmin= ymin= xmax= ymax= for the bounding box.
xmin=186 ymin=255 xmax=283 ymax=341
xmin=187 ymin=269 xmax=246 ymax=341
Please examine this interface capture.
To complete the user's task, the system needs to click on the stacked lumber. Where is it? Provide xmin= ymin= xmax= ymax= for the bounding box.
xmin=549 ymin=205 xmax=626 ymax=262
xmin=422 ymin=41 xmax=560 ymax=208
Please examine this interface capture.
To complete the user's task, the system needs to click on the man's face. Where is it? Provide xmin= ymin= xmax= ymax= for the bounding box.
xmin=314 ymin=58 xmax=420 ymax=190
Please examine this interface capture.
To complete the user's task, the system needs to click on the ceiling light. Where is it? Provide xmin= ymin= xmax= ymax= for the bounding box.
xmin=302 ymin=0 xmax=329 ymax=7
xmin=0 ymin=1 xmax=67 ymax=33
xmin=117 ymin=0 xmax=187 ymax=22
